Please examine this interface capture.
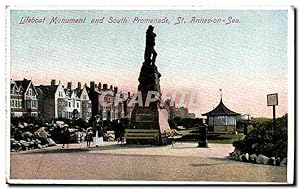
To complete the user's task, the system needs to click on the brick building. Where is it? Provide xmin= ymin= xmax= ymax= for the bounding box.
xmin=36 ymin=80 xmax=92 ymax=121
xmin=10 ymin=79 xmax=38 ymax=117
xmin=87 ymin=81 xmax=130 ymax=121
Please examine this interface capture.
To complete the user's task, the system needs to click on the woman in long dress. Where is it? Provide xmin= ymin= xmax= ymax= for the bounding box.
xmin=93 ymin=115 xmax=104 ymax=147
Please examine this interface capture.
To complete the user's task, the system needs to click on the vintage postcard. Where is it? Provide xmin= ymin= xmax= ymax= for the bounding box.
xmin=6 ymin=6 xmax=295 ymax=185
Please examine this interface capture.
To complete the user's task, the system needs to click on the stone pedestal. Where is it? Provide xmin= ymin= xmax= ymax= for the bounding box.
xmin=128 ymin=61 xmax=171 ymax=145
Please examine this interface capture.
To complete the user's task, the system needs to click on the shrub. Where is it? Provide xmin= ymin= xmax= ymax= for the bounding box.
xmin=233 ymin=114 xmax=287 ymax=158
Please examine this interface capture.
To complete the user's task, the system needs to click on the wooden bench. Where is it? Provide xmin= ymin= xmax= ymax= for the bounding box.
xmin=124 ymin=129 xmax=160 ymax=143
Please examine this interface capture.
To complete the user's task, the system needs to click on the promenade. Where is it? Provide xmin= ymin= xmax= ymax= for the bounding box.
xmin=9 ymin=142 xmax=287 ymax=183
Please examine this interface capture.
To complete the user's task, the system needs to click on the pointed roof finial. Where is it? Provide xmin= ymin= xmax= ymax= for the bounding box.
xmin=219 ymin=88 xmax=222 ymax=100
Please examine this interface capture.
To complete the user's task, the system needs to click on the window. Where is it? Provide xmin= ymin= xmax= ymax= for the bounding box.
xmin=68 ymin=102 xmax=71 ymax=107
xmin=32 ymin=100 xmax=37 ymax=108
xmin=77 ymin=102 xmax=79 ymax=108
xmin=213 ymin=116 xmax=226 ymax=125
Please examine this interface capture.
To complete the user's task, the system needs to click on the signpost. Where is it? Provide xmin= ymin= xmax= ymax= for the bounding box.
xmin=267 ymin=93 xmax=278 ymax=139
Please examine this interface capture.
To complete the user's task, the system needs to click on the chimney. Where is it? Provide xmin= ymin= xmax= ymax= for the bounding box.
xmin=110 ymin=85 xmax=113 ymax=90
xmin=78 ymin=82 xmax=82 ymax=89
xmin=90 ymin=81 xmax=95 ymax=90
xmin=67 ymin=82 xmax=72 ymax=89
xmin=51 ymin=79 xmax=56 ymax=86
xmin=103 ymin=84 xmax=107 ymax=90
xmin=98 ymin=82 xmax=101 ymax=89
xmin=114 ymin=86 xmax=118 ymax=94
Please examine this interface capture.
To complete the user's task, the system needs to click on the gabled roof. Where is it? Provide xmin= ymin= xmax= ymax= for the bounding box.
xmin=11 ymin=80 xmax=17 ymax=91
xmin=36 ymin=85 xmax=59 ymax=98
xmin=15 ymin=79 xmax=31 ymax=91
xmin=64 ymin=89 xmax=71 ymax=98
xmin=86 ymin=86 xmax=115 ymax=96
xmin=13 ymin=79 xmax=38 ymax=95
xmin=75 ymin=88 xmax=83 ymax=97
xmin=65 ymin=89 xmax=80 ymax=99
xmin=202 ymin=98 xmax=240 ymax=116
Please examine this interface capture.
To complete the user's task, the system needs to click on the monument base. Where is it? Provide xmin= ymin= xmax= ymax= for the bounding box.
xmin=125 ymin=136 xmax=171 ymax=146
xmin=127 ymin=106 xmax=171 ymax=146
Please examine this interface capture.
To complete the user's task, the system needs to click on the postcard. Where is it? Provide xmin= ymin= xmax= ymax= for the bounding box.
xmin=6 ymin=6 xmax=295 ymax=185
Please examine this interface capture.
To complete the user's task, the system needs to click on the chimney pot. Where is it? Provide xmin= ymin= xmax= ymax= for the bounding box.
xmin=51 ymin=79 xmax=56 ymax=86
xmin=103 ymin=84 xmax=107 ymax=90
xmin=90 ymin=81 xmax=95 ymax=90
xmin=67 ymin=82 xmax=72 ymax=89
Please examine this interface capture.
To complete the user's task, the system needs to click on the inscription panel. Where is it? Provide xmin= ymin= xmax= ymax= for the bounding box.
xmin=136 ymin=113 xmax=154 ymax=122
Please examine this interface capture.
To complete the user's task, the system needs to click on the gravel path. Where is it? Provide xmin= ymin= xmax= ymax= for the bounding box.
xmin=9 ymin=142 xmax=287 ymax=184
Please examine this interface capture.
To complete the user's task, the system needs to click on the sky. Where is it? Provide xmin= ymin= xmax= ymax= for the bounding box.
xmin=10 ymin=9 xmax=289 ymax=118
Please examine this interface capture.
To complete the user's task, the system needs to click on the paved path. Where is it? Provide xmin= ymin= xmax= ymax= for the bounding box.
xmin=9 ymin=142 xmax=287 ymax=183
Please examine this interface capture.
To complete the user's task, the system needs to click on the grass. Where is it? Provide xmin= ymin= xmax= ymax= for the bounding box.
xmin=179 ymin=130 xmax=245 ymax=144
xmin=208 ymin=133 xmax=245 ymax=144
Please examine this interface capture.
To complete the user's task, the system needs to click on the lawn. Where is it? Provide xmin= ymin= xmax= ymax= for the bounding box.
xmin=208 ymin=133 xmax=245 ymax=144
xmin=178 ymin=128 xmax=245 ymax=144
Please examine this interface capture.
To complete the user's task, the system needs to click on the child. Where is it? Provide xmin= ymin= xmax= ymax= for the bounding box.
xmin=85 ymin=128 xmax=93 ymax=148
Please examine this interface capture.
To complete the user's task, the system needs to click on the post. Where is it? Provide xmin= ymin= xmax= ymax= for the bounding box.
xmin=244 ymin=123 xmax=248 ymax=136
xmin=273 ymin=105 xmax=276 ymax=138
xmin=242 ymin=114 xmax=250 ymax=136
xmin=267 ymin=93 xmax=278 ymax=141
xmin=198 ymin=125 xmax=208 ymax=148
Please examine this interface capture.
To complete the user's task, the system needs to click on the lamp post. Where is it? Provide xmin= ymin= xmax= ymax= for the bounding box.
xmin=197 ymin=124 xmax=208 ymax=148
xmin=241 ymin=114 xmax=251 ymax=136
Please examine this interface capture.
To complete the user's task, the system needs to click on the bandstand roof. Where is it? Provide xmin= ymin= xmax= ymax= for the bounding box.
xmin=202 ymin=98 xmax=240 ymax=117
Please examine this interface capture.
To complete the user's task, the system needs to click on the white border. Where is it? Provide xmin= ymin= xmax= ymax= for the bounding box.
xmin=5 ymin=5 xmax=295 ymax=185
xmin=5 ymin=4 xmax=11 ymax=186
xmin=7 ymin=5 xmax=295 ymax=10
xmin=286 ymin=5 xmax=295 ymax=185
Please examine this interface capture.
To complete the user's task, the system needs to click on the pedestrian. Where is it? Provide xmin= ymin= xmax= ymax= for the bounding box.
xmin=99 ymin=125 xmax=104 ymax=146
xmin=76 ymin=130 xmax=83 ymax=143
xmin=62 ymin=126 xmax=70 ymax=148
xmin=85 ymin=127 xmax=93 ymax=148
xmin=116 ymin=120 xmax=124 ymax=144
xmin=114 ymin=120 xmax=120 ymax=141
xmin=93 ymin=115 xmax=104 ymax=147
